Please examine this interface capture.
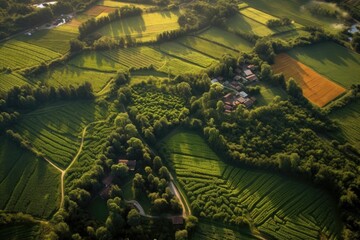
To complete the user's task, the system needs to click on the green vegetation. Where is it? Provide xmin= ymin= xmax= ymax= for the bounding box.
xmin=288 ymin=42 xmax=360 ymax=88
xmin=177 ymin=36 xmax=238 ymax=59
xmin=225 ymin=14 xmax=275 ymax=37
xmin=330 ymin=99 xmax=360 ymax=149
xmin=254 ymin=82 xmax=287 ymax=106
xmin=0 ymin=137 xmax=60 ymax=218
xmin=241 ymin=0 xmax=347 ymax=33
xmin=0 ymin=73 xmax=30 ymax=93
xmin=130 ymin=69 xmax=169 ymax=86
xmin=160 ymin=131 xmax=341 ymax=240
xmin=0 ymin=40 xmax=61 ymax=70
xmin=273 ymin=29 xmax=311 ymax=41
xmin=96 ymin=10 xmax=180 ymax=42
xmin=33 ymin=65 xmax=115 ymax=92
xmin=87 ymin=196 xmax=108 ymax=222
xmin=13 ymin=101 xmax=104 ymax=169
xmin=197 ymin=27 xmax=253 ymax=52
xmin=98 ymin=0 xmax=155 ymax=9
xmin=0 ymin=224 xmax=40 ymax=240
xmin=192 ymin=222 xmax=256 ymax=240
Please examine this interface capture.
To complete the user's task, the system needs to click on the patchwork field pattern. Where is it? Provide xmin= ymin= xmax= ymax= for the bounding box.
xmin=159 ymin=131 xmax=341 ymax=240
xmin=0 ymin=73 xmax=31 ymax=93
xmin=272 ymin=53 xmax=346 ymax=107
xmin=0 ymin=40 xmax=61 ymax=70
xmin=13 ymin=101 xmax=102 ymax=169
xmin=96 ymin=10 xmax=180 ymax=42
xmin=98 ymin=0 xmax=155 ymax=9
xmin=225 ymin=14 xmax=275 ymax=37
xmin=197 ymin=27 xmax=253 ymax=52
xmin=288 ymin=42 xmax=360 ymax=89
xmin=0 ymin=138 xmax=60 ymax=218
xmin=85 ymin=5 xmax=116 ymax=17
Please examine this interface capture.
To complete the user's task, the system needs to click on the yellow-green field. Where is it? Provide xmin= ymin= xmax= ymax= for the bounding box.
xmin=96 ymin=10 xmax=181 ymax=42
xmin=0 ymin=73 xmax=31 ymax=93
xmin=98 ymin=0 xmax=155 ymax=9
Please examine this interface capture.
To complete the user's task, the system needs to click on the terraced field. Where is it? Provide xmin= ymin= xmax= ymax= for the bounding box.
xmin=0 ymin=40 xmax=61 ymax=70
xmin=197 ymin=27 xmax=253 ymax=52
xmin=159 ymin=131 xmax=341 ymax=240
xmin=0 ymin=73 xmax=31 ymax=93
xmin=288 ymin=42 xmax=360 ymax=89
xmin=177 ymin=36 xmax=238 ymax=59
xmin=13 ymin=101 xmax=103 ymax=169
xmin=330 ymin=99 xmax=360 ymax=149
xmin=96 ymin=10 xmax=181 ymax=42
xmin=34 ymin=65 xmax=115 ymax=92
xmin=0 ymin=224 xmax=40 ymax=240
xmin=225 ymin=14 xmax=275 ymax=37
xmin=272 ymin=53 xmax=346 ymax=107
xmin=0 ymin=137 xmax=60 ymax=218
xmin=15 ymin=29 xmax=77 ymax=54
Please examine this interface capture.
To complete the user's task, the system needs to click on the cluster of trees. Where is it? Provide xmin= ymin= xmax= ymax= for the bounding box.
xmin=266 ymin=17 xmax=292 ymax=28
xmin=2 ymin=82 xmax=94 ymax=110
xmin=351 ymin=33 xmax=360 ymax=53
xmin=79 ymin=6 xmax=142 ymax=38
xmin=306 ymin=1 xmax=348 ymax=19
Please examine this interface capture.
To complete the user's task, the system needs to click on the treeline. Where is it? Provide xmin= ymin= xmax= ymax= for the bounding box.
xmin=79 ymin=6 xmax=142 ymax=38
xmin=266 ymin=17 xmax=292 ymax=28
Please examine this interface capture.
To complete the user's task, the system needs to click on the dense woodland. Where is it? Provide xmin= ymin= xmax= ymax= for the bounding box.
xmin=0 ymin=0 xmax=360 ymax=239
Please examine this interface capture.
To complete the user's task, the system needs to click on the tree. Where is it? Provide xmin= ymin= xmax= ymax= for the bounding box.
xmin=159 ymin=166 xmax=170 ymax=180
xmin=95 ymin=227 xmax=111 ymax=240
xmin=185 ymin=216 xmax=198 ymax=234
xmin=175 ymin=230 xmax=188 ymax=240
xmin=127 ymin=209 xmax=141 ymax=227
xmin=153 ymin=156 xmax=163 ymax=172
xmin=111 ymin=163 xmax=129 ymax=179
xmin=69 ymin=39 xmax=84 ymax=52
xmin=351 ymin=33 xmax=360 ymax=53
xmin=126 ymin=137 xmax=144 ymax=160
xmin=287 ymin=78 xmax=303 ymax=99
xmin=177 ymin=82 xmax=192 ymax=97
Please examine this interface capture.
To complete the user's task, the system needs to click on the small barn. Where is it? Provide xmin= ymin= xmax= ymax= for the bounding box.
xmin=118 ymin=159 xmax=137 ymax=171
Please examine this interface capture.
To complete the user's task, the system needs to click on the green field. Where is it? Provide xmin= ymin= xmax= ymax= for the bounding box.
xmin=96 ymin=10 xmax=180 ymax=42
xmin=15 ymin=29 xmax=77 ymax=54
xmin=177 ymin=36 xmax=238 ymax=59
xmin=0 ymin=137 xmax=60 ymax=218
xmin=192 ymin=222 xmax=257 ymax=240
xmin=197 ymin=27 xmax=253 ymax=52
xmin=0 ymin=40 xmax=61 ymax=70
xmin=0 ymin=73 xmax=31 ymax=93
xmin=225 ymin=13 xmax=275 ymax=37
xmin=33 ymin=65 xmax=115 ymax=92
xmin=254 ymin=82 xmax=287 ymax=106
xmin=88 ymin=196 xmax=108 ymax=222
xmin=241 ymin=0 xmax=347 ymax=33
xmin=330 ymin=99 xmax=360 ymax=149
xmin=273 ymin=29 xmax=311 ymax=41
xmin=130 ymin=69 xmax=169 ymax=85
xmin=160 ymin=131 xmax=341 ymax=240
xmin=288 ymin=42 xmax=360 ymax=88
xmin=98 ymin=0 xmax=155 ymax=9
xmin=13 ymin=101 xmax=104 ymax=169
xmin=0 ymin=224 xmax=40 ymax=240
xmin=157 ymin=41 xmax=218 ymax=68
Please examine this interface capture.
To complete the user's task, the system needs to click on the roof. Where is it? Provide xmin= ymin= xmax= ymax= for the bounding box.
xmin=211 ymin=79 xmax=218 ymax=84
xmin=172 ymin=216 xmax=184 ymax=225
xmin=118 ymin=159 xmax=136 ymax=170
xmin=244 ymin=69 xmax=253 ymax=76
xmin=233 ymin=75 xmax=242 ymax=81
xmin=239 ymin=91 xmax=248 ymax=98
xmin=223 ymin=93 xmax=233 ymax=100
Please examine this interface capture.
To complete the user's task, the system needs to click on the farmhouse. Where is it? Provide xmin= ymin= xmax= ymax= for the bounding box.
xmin=118 ymin=159 xmax=137 ymax=171
xmin=100 ymin=175 xmax=114 ymax=199
xmin=171 ymin=216 xmax=184 ymax=225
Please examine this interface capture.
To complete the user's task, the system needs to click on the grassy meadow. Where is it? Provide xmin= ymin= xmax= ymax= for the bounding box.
xmin=96 ymin=10 xmax=181 ymax=42
xmin=159 ymin=131 xmax=341 ymax=240
xmin=98 ymin=0 xmax=155 ymax=9
xmin=288 ymin=42 xmax=360 ymax=89
xmin=0 ymin=73 xmax=31 ymax=93
xmin=13 ymin=101 xmax=104 ymax=169
xmin=0 ymin=137 xmax=60 ymax=218
xmin=254 ymin=82 xmax=287 ymax=106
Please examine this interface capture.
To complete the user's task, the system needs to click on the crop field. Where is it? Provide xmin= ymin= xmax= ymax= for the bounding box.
xmin=225 ymin=14 xmax=275 ymax=37
xmin=330 ymin=99 xmax=360 ymax=149
xmin=85 ymin=5 xmax=116 ymax=17
xmin=177 ymin=36 xmax=238 ymax=59
xmin=273 ymin=29 xmax=311 ymax=41
xmin=197 ymin=27 xmax=253 ymax=53
xmin=98 ymin=0 xmax=155 ymax=9
xmin=288 ymin=42 xmax=360 ymax=89
xmin=96 ymin=10 xmax=180 ymax=42
xmin=0 ymin=73 xmax=31 ymax=93
xmin=0 ymin=224 xmax=40 ymax=240
xmin=15 ymin=29 xmax=77 ymax=54
xmin=159 ymin=131 xmax=341 ymax=240
xmin=0 ymin=137 xmax=60 ymax=218
xmin=254 ymin=82 xmax=287 ymax=106
xmin=241 ymin=0 xmax=347 ymax=33
xmin=240 ymin=7 xmax=278 ymax=25
xmin=0 ymin=40 xmax=61 ymax=70
xmin=130 ymin=69 xmax=169 ymax=86
xmin=34 ymin=65 xmax=115 ymax=92
xmin=13 ymin=101 xmax=103 ymax=169
xmin=192 ymin=222 xmax=257 ymax=240
xmin=157 ymin=42 xmax=217 ymax=68
xmin=272 ymin=53 xmax=346 ymax=107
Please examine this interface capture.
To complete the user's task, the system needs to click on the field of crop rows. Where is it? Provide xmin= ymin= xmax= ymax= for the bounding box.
xmin=0 ymin=224 xmax=40 ymax=240
xmin=160 ymin=131 xmax=341 ymax=240
xmin=0 ymin=73 xmax=31 ymax=93
xmin=13 ymin=101 xmax=102 ymax=169
xmin=0 ymin=138 xmax=60 ymax=218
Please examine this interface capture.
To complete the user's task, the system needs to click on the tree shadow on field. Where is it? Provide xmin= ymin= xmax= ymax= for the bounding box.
xmin=108 ymin=15 xmax=146 ymax=39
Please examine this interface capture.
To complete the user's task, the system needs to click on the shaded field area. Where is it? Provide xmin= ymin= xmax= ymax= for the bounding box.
xmin=98 ymin=0 xmax=155 ymax=9
xmin=288 ymin=42 xmax=360 ymax=89
xmin=0 ymin=73 xmax=31 ymax=93
xmin=330 ymin=99 xmax=360 ymax=149
xmin=272 ymin=53 xmax=346 ymax=107
xmin=0 ymin=224 xmax=40 ymax=240
xmin=254 ymin=82 xmax=287 ymax=106
xmin=13 ymin=101 xmax=103 ymax=169
xmin=96 ymin=10 xmax=180 ymax=42
xmin=159 ymin=131 xmax=341 ymax=240
xmin=0 ymin=137 xmax=60 ymax=218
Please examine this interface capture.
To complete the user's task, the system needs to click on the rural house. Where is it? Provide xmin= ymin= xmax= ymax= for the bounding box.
xmin=118 ymin=159 xmax=137 ymax=171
